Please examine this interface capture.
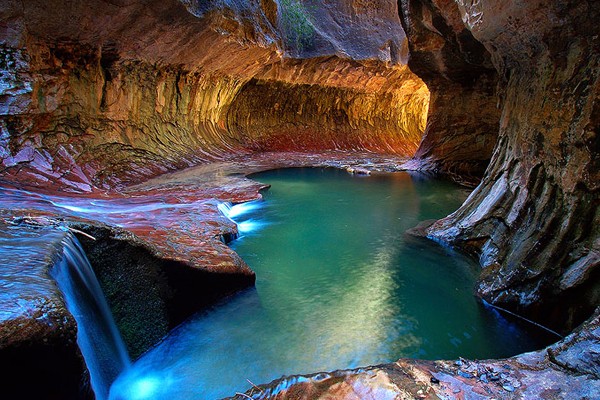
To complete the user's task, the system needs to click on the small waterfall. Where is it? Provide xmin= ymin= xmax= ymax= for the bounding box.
xmin=218 ymin=200 xmax=265 ymax=234
xmin=51 ymin=233 xmax=131 ymax=400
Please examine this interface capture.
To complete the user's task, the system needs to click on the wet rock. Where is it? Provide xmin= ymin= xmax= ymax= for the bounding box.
xmin=502 ymin=384 xmax=515 ymax=392
xmin=0 ymin=151 xmax=408 ymax=359
xmin=0 ymin=222 xmax=92 ymax=399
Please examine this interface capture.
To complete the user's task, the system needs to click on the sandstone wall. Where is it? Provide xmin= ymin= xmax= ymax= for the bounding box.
xmin=0 ymin=0 xmax=429 ymax=192
xmin=228 ymin=57 xmax=428 ymax=154
xmin=418 ymin=0 xmax=600 ymax=331
xmin=399 ymin=0 xmax=501 ymax=182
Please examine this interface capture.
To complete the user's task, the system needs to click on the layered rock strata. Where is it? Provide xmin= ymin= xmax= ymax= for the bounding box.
xmin=0 ymin=0 xmax=428 ymax=192
xmin=0 ymin=151 xmax=410 ymax=368
xmin=0 ymin=0 xmax=430 ymax=395
xmin=0 ymin=0 xmax=598 ymax=398
xmin=0 ymin=223 xmax=91 ymax=399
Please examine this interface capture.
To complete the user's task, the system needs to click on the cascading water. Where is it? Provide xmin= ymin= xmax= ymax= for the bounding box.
xmin=218 ymin=200 xmax=265 ymax=234
xmin=51 ymin=232 xmax=131 ymax=400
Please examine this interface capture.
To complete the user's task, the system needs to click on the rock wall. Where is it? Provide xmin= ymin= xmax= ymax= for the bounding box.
xmin=399 ymin=0 xmax=500 ymax=182
xmin=420 ymin=0 xmax=600 ymax=332
xmin=228 ymin=57 xmax=428 ymax=154
xmin=0 ymin=0 xmax=429 ymax=192
xmin=0 ymin=223 xmax=92 ymax=399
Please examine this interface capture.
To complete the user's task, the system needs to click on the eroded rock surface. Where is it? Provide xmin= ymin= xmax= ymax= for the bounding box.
xmin=0 ymin=151 xmax=409 ymax=361
xmin=399 ymin=0 xmax=500 ymax=182
xmin=424 ymin=0 xmax=600 ymax=333
xmin=0 ymin=0 xmax=428 ymax=192
xmin=0 ymin=222 xmax=91 ymax=399
xmin=0 ymin=0 xmax=598 ymax=398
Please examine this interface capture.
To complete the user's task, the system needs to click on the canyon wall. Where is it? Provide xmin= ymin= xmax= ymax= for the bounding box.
xmin=399 ymin=0 xmax=500 ymax=182
xmin=228 ymin=57 xmax=428 ymax=154
xmin=0 ymin=0 xmax=428 ymax=192
xmin=404 ymin=0 xmax=599 ymax=331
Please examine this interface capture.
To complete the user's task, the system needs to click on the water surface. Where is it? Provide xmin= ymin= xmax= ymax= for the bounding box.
xmin=110 ymin=168 xmax=550 ymax=400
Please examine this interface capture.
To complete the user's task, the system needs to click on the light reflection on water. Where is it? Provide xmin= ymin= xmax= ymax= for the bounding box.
xmin=109 ymin=168 xmax=552 ymax=400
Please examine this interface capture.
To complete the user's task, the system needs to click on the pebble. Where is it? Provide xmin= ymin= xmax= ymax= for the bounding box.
xmin=457 ymin=370 xmax=473 ymax=379
xmin=503 ymin=384 xmax=515 ymax=392
xmin=430 ymin=377 xmax=440 ymax=384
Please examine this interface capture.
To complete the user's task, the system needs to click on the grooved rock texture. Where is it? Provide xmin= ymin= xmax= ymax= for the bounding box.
xmin=1 ymin=0 xmax=599 ymax=398
xmin=0 ymin=1 xmax=427 ymax=396
xmin=424 ymin=0 xmax=600 ymax=332
xmin=0 ymin=0 xmax=428 ymax=192
xmin=227 ymin=57 xmax=428 ymax=154
xmin=399 ymin=0 xmax=500 ymax=181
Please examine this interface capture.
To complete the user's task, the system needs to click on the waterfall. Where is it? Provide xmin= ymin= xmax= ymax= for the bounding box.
xmin=218 ymin=200 xmax=265 ymax=234
xmin=51 ymin=233 xmax=131 ymax=400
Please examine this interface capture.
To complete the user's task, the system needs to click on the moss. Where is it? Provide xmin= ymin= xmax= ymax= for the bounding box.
xmin=279 ymin=0 xmax=316 ymax=52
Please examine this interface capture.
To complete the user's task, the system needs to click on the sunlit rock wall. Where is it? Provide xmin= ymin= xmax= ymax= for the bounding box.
xmin=228 ymin=57 xmax=428 ymax=154
xmin=421 ymin=0 xmax=600 ymax=331
xmin=0 ymin=0 xmax=428 ymax=192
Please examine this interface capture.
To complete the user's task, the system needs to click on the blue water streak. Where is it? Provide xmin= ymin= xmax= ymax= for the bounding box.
xmin=51 ymin=233 xmax=131 ymax=400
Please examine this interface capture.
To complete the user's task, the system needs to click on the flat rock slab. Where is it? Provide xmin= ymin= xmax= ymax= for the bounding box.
xmin=1 ymin=151 xmax=410 ymax=276
xmin=2 ymin=151 xmax=599 ymax=399
xmin=0 ymin=151 xmax=408 ymax=351
xmin=0 ymin=221 xmax=71 ymax=346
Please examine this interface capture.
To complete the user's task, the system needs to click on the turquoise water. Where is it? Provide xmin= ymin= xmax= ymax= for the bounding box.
xmin=109 ymin=168 xmax=551 ymax=400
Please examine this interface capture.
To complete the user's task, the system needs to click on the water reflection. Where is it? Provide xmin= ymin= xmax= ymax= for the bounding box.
xmin=110 ymin=169 xmax=552 ymax=400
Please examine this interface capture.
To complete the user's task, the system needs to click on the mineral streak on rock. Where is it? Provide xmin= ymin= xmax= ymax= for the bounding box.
xmin=424 ymin=0 xmax=600 ymax=333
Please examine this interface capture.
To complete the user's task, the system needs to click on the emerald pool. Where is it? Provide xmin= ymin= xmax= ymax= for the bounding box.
xmin=109 ymin=168 xmax=552 ymax=400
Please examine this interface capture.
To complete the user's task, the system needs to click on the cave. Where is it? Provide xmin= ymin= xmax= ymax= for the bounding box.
xmin=0 ymin=0 xmax=598 ymax=399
